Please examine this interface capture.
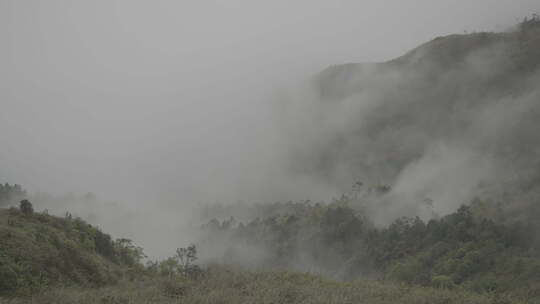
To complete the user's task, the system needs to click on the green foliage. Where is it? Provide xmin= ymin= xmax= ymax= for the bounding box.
xmin=176 ymin=245 xmax=197 ymax=268
xmin=154 ymin=245 xmax=201 ymax=279
xmin=94 ymin=230 xmax=115 ymax=260
xmin=0 ymin=254 xmax=20 ymax=294
xmin=432 ymin=275 xmax=456 ymax=289
xmin=158 ymin=257 xmax=180 ymax=277
xmin=202 ymin=199 xmax=540 ymax=294
xmin=388 ymin=257 xmax=429 ymax=284
xmin=19 ymin=200 xmax=33 ymax=216
xmin=0 ymin=208 xmax=145 ymax=296
xmin=114 ymin=238 xmax=146 ymax=267
xmin=1 ymin=267 xmax=525 ymax=304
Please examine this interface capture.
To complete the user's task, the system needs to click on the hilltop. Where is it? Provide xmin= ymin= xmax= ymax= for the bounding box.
xmin=0 ymin=205 xmax=144 ymax=296
xmin=319 ymin=23 xmax=540 ymax=99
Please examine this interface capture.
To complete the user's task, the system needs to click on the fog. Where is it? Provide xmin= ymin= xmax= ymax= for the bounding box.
xmin=1 ymin=0 xmax=539 ymax=257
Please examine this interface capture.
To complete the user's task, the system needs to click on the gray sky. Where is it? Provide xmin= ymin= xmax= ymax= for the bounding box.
xmin=1 ymin=0 xmax=538 ymax=205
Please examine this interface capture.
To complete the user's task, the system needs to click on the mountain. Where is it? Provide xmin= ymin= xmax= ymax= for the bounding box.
xmin=285 ymin=22 xmax=540 ymax=222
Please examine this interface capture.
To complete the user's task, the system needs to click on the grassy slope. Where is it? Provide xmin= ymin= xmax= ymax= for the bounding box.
xmin=0 ymin=208 xmax=125 ymax=295
xmin=2 ymin=267 xmax=520 ymax=304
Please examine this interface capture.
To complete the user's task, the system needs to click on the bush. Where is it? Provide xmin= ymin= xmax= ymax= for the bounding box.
xmin=161 ymin=278 xmax=188 ymax=298
xmin=0 ymin=261 xmax=19 ymax=294
xmin=19 ymin=200 xmax=33 ymax=216
xmin=157 ymin=245 xmax=202 ymax=279
xmin=432 ymin=275 xmax=455 ymax=289
xmin=468 ymin=274 xmax=499 ymax=292
xmin=387 ymin=258 xmax=429 ymax=284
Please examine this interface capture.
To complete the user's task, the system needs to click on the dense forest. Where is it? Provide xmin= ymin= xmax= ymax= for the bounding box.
xmin=199 ymin=191 xmax=540 ymax=293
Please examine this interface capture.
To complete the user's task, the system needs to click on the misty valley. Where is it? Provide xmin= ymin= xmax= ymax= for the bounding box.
xmin=2 ymin=5 xmax=540 ymax=304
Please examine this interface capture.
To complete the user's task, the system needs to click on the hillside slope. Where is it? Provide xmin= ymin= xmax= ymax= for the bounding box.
xmin=2 ymin=203 xmax=523 ymax=304
xmin=319 ymin=26 xmax=540 ymax=100
xmin=0 ymin=207 xmax=143 ymax=296
xmin=285 ymin=22 xmax=540 ymax=222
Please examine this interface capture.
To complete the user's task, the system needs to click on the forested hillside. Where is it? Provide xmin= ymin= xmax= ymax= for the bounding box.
xmin=199 ymin=195 xmax=540 ymax=294
xmin=0 ymin=202 xmax=144 ymax=296
xmin=284 ymin=16 xmax=540 ymax=224
xmin=196 ymin=16 xmax=540 ymax=300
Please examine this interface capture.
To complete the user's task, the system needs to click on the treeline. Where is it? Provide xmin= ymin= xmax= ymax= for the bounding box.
xmin=200 ymin=194 xmax=540 ymax=294
xmin=520 ymin=13 xmax=540 ymax=31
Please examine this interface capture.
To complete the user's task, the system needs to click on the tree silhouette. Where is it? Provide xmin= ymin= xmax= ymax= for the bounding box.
xmin=19 ymin=199 xmax=33 ymax=215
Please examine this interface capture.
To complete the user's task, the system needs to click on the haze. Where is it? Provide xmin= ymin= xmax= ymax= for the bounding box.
xmin=1 ymin=0 xmax=538 ymax=257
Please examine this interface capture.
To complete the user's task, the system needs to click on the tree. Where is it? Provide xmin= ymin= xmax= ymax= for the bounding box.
xmin=94 ymin=229 xmax=115 ymax=260
xmin=155 ymin=245 xmax=201 ymax=278
xmin=159 ymin=257 xmax=180 ymax=277
xmin=114 ymin=238 xmax=146 ymax=266
xmin=176 ymin=244 xmax=198 ymax=270
xmin=520 ymin=13 xmax=540 ymax=31
xmin=19 ymin=199 xmax=33 ymax=215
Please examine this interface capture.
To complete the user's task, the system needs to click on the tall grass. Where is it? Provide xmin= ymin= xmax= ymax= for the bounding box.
xmin=2 ymin=267 xmax=526 ymax=304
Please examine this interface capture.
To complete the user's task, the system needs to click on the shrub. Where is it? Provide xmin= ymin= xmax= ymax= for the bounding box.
xmin=0 ymin=260 xmax=19 ymax=294
xmin=176 ymin=245 xmax=198 ymax=270
xmin=161 ymin=278 xmax=188 ymax=298
xmin=432 ymin=275 xmax=455 ymax=289
xmin=19 ymin=200 xmax=33 ymax=216
xmin=387 ymin=258 xmax=429 ymax=284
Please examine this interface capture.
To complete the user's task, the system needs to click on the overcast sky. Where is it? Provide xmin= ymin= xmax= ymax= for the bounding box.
xmin=1 ymin=0 xmax=539 ymax=206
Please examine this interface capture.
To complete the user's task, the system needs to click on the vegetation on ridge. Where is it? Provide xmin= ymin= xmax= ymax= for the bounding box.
xmin=200 ymin=194 xmax=540 ymax=296
xmin=0 ymin=200 xmax=145 ymax=295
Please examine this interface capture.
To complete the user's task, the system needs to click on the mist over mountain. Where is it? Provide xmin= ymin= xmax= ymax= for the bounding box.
xmin=188 ymin=21 xmax=540 ymax=281
xmin=2 ymin=2 xmax=540 ymax=302
xmin=276 ymin=24 xmax=540 ymax=223
xmin=3 ymin=20 xmax=540 ymax=261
